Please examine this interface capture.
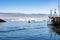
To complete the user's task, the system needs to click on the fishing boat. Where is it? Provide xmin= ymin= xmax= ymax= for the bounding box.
xmin=49 ymin=0 xmax=60 ymax=25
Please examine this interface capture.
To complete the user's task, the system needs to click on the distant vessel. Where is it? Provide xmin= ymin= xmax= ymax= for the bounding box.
xmin=0 ymin=19 xmax=6 ymax=22
xmin=28 ymin=20 xmax=31 ymax=23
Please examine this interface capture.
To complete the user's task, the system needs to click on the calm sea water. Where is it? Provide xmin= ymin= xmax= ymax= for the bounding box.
xmin=0 ymin=19 xmax=60 ymax=40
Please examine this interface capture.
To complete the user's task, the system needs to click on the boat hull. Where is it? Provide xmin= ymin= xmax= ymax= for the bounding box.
xmin=49 ymin=17 xmax=60 ymax=25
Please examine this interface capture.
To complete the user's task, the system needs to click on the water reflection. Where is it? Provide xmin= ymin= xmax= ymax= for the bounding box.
xmin=49 ymin=25 xmax=60 ymax=35
xmin=48 ymin=24 xmax=60 ymax=40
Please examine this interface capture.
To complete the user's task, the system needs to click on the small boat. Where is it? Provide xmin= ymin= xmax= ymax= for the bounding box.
xmin=28 ymin=20 xmax=31 ymax=23
xmin=0 ymin=19 xmax=6 ymax=22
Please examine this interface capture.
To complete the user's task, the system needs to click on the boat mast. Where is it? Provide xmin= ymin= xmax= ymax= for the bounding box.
xmin=58 ymin=0 xmax=60 ymax=16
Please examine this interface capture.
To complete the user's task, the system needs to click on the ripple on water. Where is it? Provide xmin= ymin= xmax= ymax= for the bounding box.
xmin=0 ymin=20 xmax=60 ymax=40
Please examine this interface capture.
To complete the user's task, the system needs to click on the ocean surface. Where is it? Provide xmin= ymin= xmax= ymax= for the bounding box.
xmin=0 ymin=19 xmax=60 ymax=40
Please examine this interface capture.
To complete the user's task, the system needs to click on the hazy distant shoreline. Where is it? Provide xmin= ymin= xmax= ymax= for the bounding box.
xmin=0 ymin=13 xmax=49 ymax=17
xmin=0 ymin=13 xmax=49 ymax=21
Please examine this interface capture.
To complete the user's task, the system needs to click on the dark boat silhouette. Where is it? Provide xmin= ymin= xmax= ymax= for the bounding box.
xmin=51 ymin=25 xmax=60 ymax=35
xmin=0 ymin=19 xmax=6 ymax=22
xmin=28 ymin=20 xmax=31 ymax=23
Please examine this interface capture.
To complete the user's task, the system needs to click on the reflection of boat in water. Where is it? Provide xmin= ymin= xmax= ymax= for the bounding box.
xmin=48 ymin=23 xmax=60 ymax=35
xmin=50 ymin=25 xmax=60 ymax=35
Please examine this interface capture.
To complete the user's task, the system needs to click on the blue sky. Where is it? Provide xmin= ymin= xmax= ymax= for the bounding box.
xmin=0 ymin=0 xmax=58 ymax=14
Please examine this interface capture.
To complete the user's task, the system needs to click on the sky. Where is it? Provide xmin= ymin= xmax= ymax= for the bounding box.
xmin=0 ymin=0 xmax=58 ymax=14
